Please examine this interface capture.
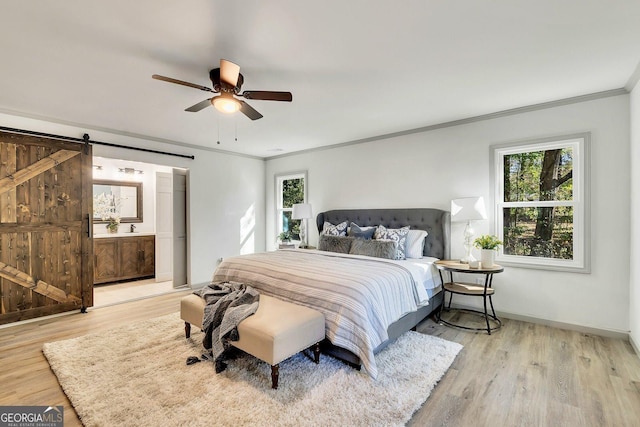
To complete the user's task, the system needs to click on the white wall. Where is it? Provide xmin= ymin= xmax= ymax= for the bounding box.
xmin=630 ymin=85 xmax=640 ymax=349
xmin=266 ymin=95 xmax=631 ymax=334
xmin=0 ymin=113 xmax=266 ymax=287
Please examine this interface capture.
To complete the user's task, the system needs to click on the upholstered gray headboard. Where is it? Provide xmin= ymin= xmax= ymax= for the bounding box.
xmin=316 ymin=208 xmax=451 ymax=259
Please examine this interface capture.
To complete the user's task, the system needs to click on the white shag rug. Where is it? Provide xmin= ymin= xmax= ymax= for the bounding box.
xmin=43 ymin=313 xmax=462 ymax=427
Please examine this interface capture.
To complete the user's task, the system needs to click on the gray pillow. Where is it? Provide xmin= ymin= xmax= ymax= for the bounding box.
xmin=349 ymin=239 xmax=397 ymax=259
xmin=318 ymin=235 xmax=354 ymax=253
xmin=348 ymin=222 xmax=376 ymax=240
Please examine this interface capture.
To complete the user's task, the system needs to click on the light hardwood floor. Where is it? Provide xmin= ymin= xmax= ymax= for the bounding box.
xmin=411 ymin=313 xmax=640 ymax=427
xmin=1 ymin=292 xmax=639 ymax=427
xmin=93 ymin=278 xmax=177 ymax=307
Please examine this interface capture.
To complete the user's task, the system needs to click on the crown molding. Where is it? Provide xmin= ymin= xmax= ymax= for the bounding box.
xmin=0 ymin=107 xmax=263 ymax=161
xmin=266 ymin=88 xmax=628 ymax=161
xmin=0 ymin=87 xmax=628 ymax=163
xmin=625 ymin=60 xmax=640 ymax=92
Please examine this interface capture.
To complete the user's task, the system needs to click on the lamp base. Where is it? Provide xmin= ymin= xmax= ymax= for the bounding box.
xmin=299 ymin=220 xmax=307 ymax=249
xmin=460 ymin=220 xmax=475 ymax=264
xmin=459 ymin=254 xmax=477 ymax=264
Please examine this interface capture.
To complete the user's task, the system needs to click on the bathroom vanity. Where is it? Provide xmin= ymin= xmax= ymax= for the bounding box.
xmin=93 ymin=234 xmax=155 ymax=284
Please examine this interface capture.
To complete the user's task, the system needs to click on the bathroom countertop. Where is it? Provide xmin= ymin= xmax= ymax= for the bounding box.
xmin=93 ymin=232 xmax=155 ymax=239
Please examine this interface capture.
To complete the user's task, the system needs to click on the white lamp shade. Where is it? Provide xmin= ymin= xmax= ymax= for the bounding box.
xmin=292 ymin=203 xmax=313 ymax=220
xmin=451 ymin=197 xmax=487 ymax=222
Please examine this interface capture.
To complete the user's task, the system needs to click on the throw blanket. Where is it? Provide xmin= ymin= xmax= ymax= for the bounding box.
xmin=213 ymin=250 xmax=427 ymax=379
xmin=196 ymin=281 xmax=260 ymax=373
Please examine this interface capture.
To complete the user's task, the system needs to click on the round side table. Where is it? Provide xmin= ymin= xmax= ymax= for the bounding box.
xmin=435 ymin=260 xmax=504 ymax=334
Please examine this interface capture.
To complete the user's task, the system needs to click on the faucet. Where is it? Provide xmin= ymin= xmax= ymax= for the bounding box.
xmin=130 ymin=224 xmax=136 ymax=233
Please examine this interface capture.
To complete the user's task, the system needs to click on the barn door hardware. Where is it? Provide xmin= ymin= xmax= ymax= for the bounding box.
xmin=0 ymin=126 xmax=195 ymax=160
xmin=83 ymin=133 xmax=90 ymax=154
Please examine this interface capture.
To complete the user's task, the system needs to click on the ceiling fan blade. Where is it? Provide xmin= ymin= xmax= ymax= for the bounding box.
xmin=152 ymin=74 xmax=214 ymax=93
xmin=241 ymin=91 xmax=293 ymax=102
xmin=185 ymin=98 xmax=212 ymax=112
xmin=239 ymin=101 xmax=263 ymax=120
xmin=220 ymin=59 xmax=241 ymax=87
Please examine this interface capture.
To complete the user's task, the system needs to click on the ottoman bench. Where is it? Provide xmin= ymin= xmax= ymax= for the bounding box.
xmin=180 ymin=293 xmax=325 ymax=389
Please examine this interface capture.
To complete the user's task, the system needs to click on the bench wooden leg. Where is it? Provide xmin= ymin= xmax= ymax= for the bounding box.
xmin=271 ymin=364 xmax=279 ymax=389
xmin=184 ymin=322 xmax=191 ymax=339
xmin=313 ymin=342 xmax=320 ymax=364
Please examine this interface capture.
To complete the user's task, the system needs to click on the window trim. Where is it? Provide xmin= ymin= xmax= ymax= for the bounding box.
xmin=490 ymin=133 xmax=591 ymax=273
xmin=274 ymin=171 xmax=307 ymax=241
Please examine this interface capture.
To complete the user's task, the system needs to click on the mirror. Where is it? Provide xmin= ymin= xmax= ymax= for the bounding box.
xmin=93 ymin=179 xmax=143 ymax=223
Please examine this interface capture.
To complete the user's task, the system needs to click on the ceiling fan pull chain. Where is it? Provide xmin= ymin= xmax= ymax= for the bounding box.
xmin=217 ymin=117 xmax=221 ymax=145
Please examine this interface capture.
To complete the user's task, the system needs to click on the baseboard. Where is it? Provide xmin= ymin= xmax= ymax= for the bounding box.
xmin=630 ymin=334 xmax=640 ymax=358
xmin=190 ymin=282 xmax=209 ymax=289
xmin=447 ymin=303 xmax=629 ymax=340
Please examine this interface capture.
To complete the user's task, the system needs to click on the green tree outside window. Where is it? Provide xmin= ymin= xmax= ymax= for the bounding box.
xmin=277 ymin=174 xmax=305 ymax=240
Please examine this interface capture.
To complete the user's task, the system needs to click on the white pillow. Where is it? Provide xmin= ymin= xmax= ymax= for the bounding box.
xmin=405 ymin=229 xmax=428 ymax=258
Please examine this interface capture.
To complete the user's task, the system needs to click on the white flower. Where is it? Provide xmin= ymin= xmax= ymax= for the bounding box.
xmin=94 ymin=192 xmax=122 ymax=221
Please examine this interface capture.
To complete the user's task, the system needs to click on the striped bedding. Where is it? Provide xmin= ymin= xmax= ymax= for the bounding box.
xmin=212 ymin=249 xmax=432 ymax=378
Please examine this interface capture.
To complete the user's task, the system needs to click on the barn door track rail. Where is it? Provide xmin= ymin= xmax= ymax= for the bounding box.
xmin=0 ymin=126 xmax=195 ymax=160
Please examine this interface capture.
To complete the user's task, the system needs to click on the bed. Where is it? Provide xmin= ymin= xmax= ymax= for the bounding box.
xmin=212 ymin=208 xmax=450 ymax=378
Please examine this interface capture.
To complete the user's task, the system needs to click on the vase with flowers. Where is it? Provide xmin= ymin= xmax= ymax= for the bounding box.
xmin=94 ymin=192 xmax=122 ymax=234
xmin=473 ymin=234 xmax=503 ymax=268
xmin=106 ymin=216 xmax=120 ymax=233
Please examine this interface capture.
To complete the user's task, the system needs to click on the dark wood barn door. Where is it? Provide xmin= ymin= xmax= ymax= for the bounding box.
xmin=0 ymin=131 xmax=93 ymax=325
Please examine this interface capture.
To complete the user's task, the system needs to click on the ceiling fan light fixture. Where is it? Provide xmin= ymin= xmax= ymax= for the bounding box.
xmin=212 ymin=96 xmax=241 ymax=114
xmin=153 ymin=59 xmax=291 ymax=120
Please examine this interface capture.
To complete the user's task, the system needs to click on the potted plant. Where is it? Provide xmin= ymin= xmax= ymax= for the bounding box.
xmin=106 ymin=216 xmax=120 ymax=233
xmin=94 ymin=192 xmax=122 ymax=234
xmin=474 ymin=235 xmax=503 ymax=268
xmin=277 ymin=231 xmax=294 ymax=249
xmin=277 ymin=231 xmax=292 ymax=242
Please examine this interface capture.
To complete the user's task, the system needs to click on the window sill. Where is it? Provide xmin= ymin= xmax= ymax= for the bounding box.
xmin=496 ymin=256 xmax=590 ymax=274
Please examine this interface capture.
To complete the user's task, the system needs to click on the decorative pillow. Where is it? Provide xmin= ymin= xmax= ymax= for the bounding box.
xmin=349 ymin=239 xmax=397 ymax=260
xmin=347 ymin=222 xmax=376 ymax=240
xmin=405 ymin=229 xmax=428 ymax=258
xmin=318 ymin=235 xmax=354 ymax=253
xmin=321 ymin=221 xmax=348 ymax=236
xmin=373 ymin=225 xmax=410 ymax=260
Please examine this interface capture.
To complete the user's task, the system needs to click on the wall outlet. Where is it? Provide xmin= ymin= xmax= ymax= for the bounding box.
xmin=475 ymin=277 xmax=484 ymax=285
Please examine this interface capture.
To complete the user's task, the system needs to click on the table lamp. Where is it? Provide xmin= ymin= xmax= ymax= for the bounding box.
xmin=292 ymin=203 xmax=313 ymax=248
xmin=451 ymin=197 xmax=487 ymax=263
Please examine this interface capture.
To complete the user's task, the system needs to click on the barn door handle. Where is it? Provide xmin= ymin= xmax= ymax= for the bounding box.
xmin=87 ymin=214 xmax=92 ymax=238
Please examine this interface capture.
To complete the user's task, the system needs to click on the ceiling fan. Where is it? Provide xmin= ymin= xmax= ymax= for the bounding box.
xmin=152 ymin=59 xmax=292 ymax=121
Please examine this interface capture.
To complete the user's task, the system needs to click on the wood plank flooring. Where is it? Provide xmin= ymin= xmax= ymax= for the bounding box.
xmin=92 ymin=278 xmax=176 ymax=307
xmin=411 ymin=313 xmax=640 ymax=427
xmin=1 ymin=292 xmax=639 ymax=427
xmin=0 ymin=291 xmax=191 ymax=426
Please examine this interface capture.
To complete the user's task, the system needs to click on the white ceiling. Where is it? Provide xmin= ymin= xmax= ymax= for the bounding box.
xmin=1 ymin=1 xmax=639 ymax=158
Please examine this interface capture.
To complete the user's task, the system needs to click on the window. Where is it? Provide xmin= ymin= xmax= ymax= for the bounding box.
xmin=275 ymin=172 xmax=306 ymax=241
xmin=491 ymin=133 xmax=590 ymax=272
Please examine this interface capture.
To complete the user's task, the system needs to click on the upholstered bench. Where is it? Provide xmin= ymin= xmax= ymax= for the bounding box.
xmin=180 ymin=293 xmax=325 ymax=389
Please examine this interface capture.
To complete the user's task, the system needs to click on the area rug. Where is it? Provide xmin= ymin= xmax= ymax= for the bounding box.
xmin=43 ymin=313 xmax=462 ymax=427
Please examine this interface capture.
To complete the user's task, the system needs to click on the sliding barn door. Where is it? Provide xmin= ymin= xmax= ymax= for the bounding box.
xmin=0 ymin=131 xmax=93 ymax=325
